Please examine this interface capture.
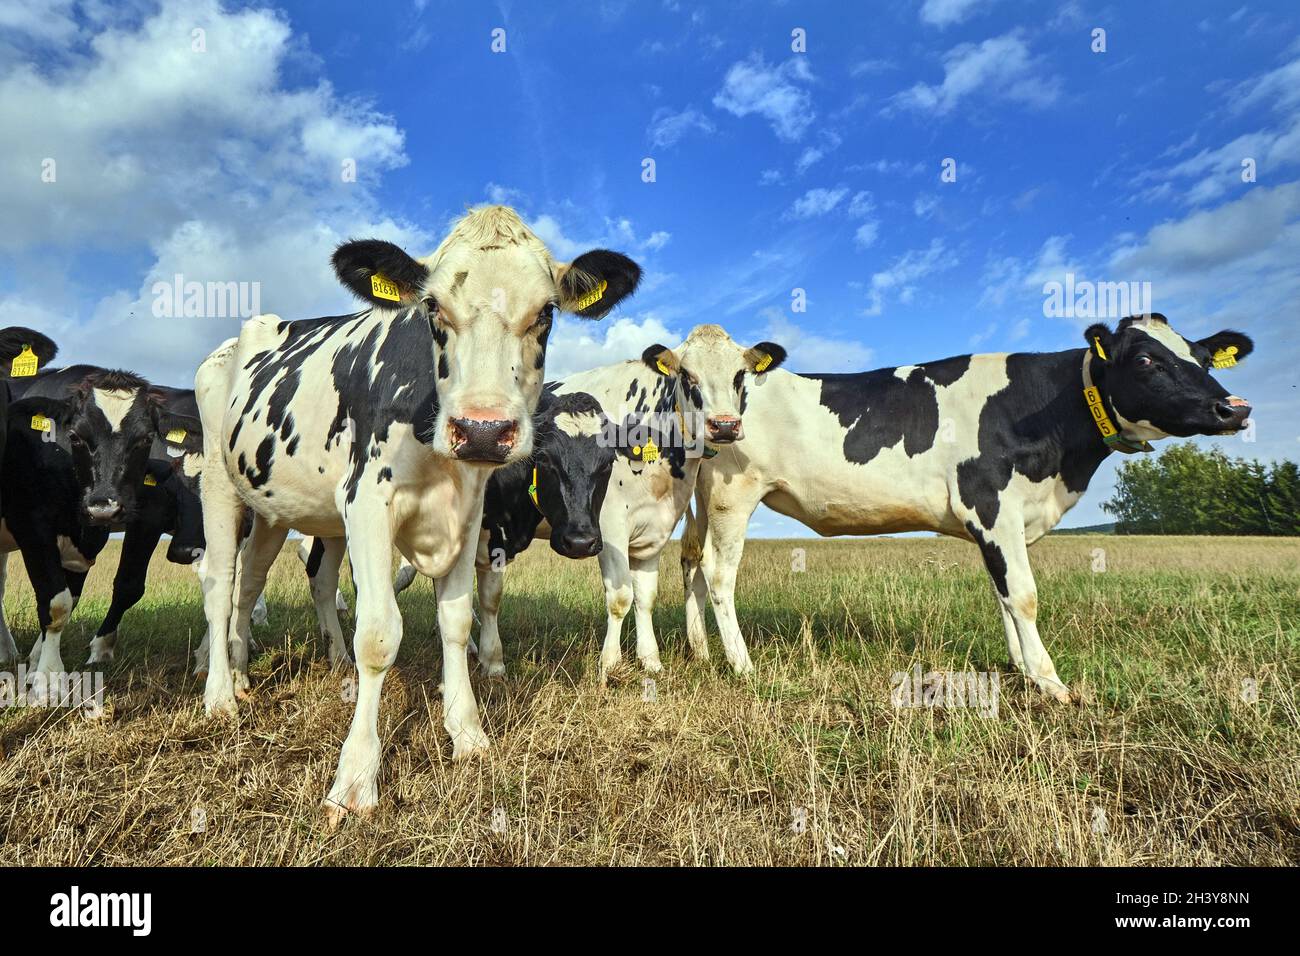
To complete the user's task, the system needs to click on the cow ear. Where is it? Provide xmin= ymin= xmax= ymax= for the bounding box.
xmin=154 ymin=409 xmax=204 ymax=454
xmin=557 ymin=250 xmax=642 ymax=319
xmin=1197 ymin=330 xmax=1253 ymax=368
xmin=0 ymin=327 xmax=57 ymax=378
xmin=744 ymin=342 xmax=787 ymax=374
xmin=8 ymin=395 xmax=74 ymax=430
xmin=1083 ymin=323 xmax=1115 ymax=362
xmin=332 ymin=239 xmax=430 ymax=310
xmin=642 ymin=344 xmax=679 ymax=376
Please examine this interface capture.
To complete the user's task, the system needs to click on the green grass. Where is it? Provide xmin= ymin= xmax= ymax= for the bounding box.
xmin=0 ymin=534 xmax=1296 ymax=865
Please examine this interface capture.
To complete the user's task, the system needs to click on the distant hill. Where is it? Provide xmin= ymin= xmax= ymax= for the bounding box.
xmin=1051 ymin=522 xmax=1116 ymax=535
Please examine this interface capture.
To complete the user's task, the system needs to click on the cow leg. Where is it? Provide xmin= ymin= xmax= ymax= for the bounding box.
xmin=997 ymin=600 xmax=1025 ymax=672
xmin=307 ymin=535 xmax=350 ymax=668
xmin=251 ymin=593 xmax=268 ymax=626
xmin=229 ymin=515 xmax=288 ymax=694
xmin=198 ymin=477 xmax=244 ymax=717
xmin=597 ymin=542 xmax=633 ymax=678
xmin=437 ymin=534 xmax=489 ymax=756
xmin=87 ymin=524 xmax=162 ymax=664
xmin=0 ymin=552 xmax=16 ymax=666
xmin=630 ymin=554 xmax=663 ymax=672
xmin=325 ymin=506 xmax=404 ymax=823
xmin=701 ymin=507 xmax=755 ymax=676
xmin=17 ymin=542 xmax=74 ymax=679
xmin=972 ymin=524 xmax=1070 ymax=702
xmin=393 ymin=556 xmax=418 ymax=596
xmin=680 ymin=504 xmax=711 ymax=660
xmin=475 ymin=565 xmax=506 ymax=678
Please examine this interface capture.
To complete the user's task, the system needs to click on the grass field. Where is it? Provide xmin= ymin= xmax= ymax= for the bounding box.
xmin=0 ymin=534 xmax=1296 ymax=866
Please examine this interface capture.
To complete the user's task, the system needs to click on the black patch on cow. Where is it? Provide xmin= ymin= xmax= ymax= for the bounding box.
xmin=286 ymin=435 xmax=299 ymax=456
xmin=438 ymin=351 xmax=449 ymax=380
xmin=245 ymin=435 xmax=275 ymax=488
xmin=967 ymin=521 xmax=1008 ymax=597
xmin=378 ymin=466 xmax=392 ymax=483
xmin=305 ymin=537 xmax=324 ymax=577
xmin=813 ymin=366 xmax=942 ymax=465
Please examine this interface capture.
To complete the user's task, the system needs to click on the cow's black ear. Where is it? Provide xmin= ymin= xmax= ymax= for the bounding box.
xmin=0 ymin=327 xmax=57 ymax=378
xmin=1197 ymin=330 xmax=1253 ymax=368
xmin=744 ymin=342 xmax=787 ymax=374
xmin=154 ymin=409 xmax=204 ymax=454
xmin=1083 ymin=323 xmax=1115 ymax=362
xmin=332 ymin=239 xmax=430 ymax=310
xmin=559 ymin=250 xmax=642 ymax=319
xmin=642 ymin=344 xmax=679 ymax=376
xmin=8 ymin=395 xmax=74 ymax=431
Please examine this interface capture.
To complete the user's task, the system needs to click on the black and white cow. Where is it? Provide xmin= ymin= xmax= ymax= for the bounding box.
xmin=553 ymin=324 xmax=785 ymax=677
xmin=3 ymin=366 xmax=201 ymax=677
xmin=682 ymin=313 xmax=1254 ymax=696
xmin=194 ymin=205 xmax=640 ymax=822
xmin=361 ymin=388 xmax=617 ymax=675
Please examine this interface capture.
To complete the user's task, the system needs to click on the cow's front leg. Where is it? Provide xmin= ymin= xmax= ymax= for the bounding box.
xmin=680 ymin=505 xmax=711 ymax=661
xmin=0 ymin=552 xmax=18 ymax=666
xmin=970 ymin=520 xmax=1071 ymax=702
xmin=475 ymin=564 xmax=506 ymax=678
xmin=198 ymin=462 xmax=245 ymax=717
xmin=437 ymin=534 xmax=490 ymax=756
xmin=228 ymin=515 xmax=288 ymax=695
xmin=996 ymin=599 xmax=1026 ymax=672
xmin=325 ymin=500 xmax=402 ymax=825
xmin=14 ymin=534 xmax=74 ymax=682
xmin=88 ymin=524 xmax=162 ymax=664
xmin=597 ymin=542 xmax=633 ymax=678
xmin=702 ymin=503 xmax=757 ymax=676
xmin=630 ymin=554 xmax=663 ymax=672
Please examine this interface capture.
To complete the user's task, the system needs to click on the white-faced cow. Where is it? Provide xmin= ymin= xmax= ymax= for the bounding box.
xmin=3 ymin=366 xmax=201 ymax=677
xmin=194 ymin=205 xmax=640 ymax=822
xmin=682 ymin=313 xmax=1253 ymax=698
xmin=553 ymin=324 xmax=785 ymax=677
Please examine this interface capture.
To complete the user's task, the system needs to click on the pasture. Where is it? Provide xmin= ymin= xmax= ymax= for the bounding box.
xmin=0 ymin=534 xmax=1296 ymax=866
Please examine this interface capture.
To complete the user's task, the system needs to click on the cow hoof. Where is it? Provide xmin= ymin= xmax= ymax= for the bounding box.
xmin=638 ymin=656 xmax=663 ymax=674
xmin=1035 ymin=680 xmax=1073 ymax=704
xmin=480 ymin=661 xmax=506 ymax=679
xmin=322 ymin=791 xmax=377 ymax=831
xmin=450 ymin=727 xmax=490 ymax=760
xmin=86 ymin=636 xmax=115 ymax=665
xmin=204 ymin=693 xmax=238 ymax=718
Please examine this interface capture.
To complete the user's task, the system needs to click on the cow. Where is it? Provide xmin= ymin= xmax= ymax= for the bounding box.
xmin=681 ymin=313 xmax=1254 ymax=698
xmin=552 ymin=324 xmax=786 ymax=677
xmin=0 ymin=327 xmax=60 ymax=665
xmin=3 ymin=366 xmax=201 ymax=678
xmin=324 ymin=388 xmax=618 ymax=675
xmin=193 ymin=205 xmax=641 ymax=822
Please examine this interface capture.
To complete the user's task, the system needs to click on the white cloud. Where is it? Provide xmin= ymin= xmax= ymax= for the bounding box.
xmin=864 ymin=239 xmax=957 ymax=315
xmin=919 ymin=0 xmax=996 ymax=28
xmin=795 ymin=146 xmax=824 ymax=174
xmin=713 ymin=54 xmax=816 ymax=141
xmin=890 ymin=32 xmax=1060 ymax=116
xmin=848 ymin=190 xmax=876 ymax=218
xmin=759 ymin=168 xmax=784 ymax=185
xmin=758 ymin=309 xmax=873 ymax=372
xmin=854 ymin=222 xmax=880 ymax=249
xmin=545 ymin=314 xmax=681 ymax=379
xmin=647 ymin=106 xmax=716 ymax=148
xmin=913 ymin=193 xmax=939 ymax=218
xmin=788 ymin=186 xmax=849 ymax=219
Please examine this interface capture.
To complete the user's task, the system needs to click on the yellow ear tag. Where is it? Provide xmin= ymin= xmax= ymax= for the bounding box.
xmin=143 ymin=474 xmax=158 ymax=486
xmin=527 ymin=467 xmax=539 ymax=508
xmin=656 ymin=359 xmax=672 ymax=376
xmin=1093 ymin=337 xmax=1108 ymax=361
xmin=30 ymin=414 xmax=52 ymax=432
xmin=166 ymin=428 xmax=187 ymax=444
xmin=11 ymin=345 xmax=38 ymax=377
xmin=370 ymin=274 xmax=401 ymax=302
xmin=573 ymin=279 xmax=608 ymax=312
xmin=641 ymin=438 xmax=659 ymax=463
xmin=1212 ymin=345 xmax=1238 ymax=369
xmin=754 ymin=353 xmax=772 ymax=373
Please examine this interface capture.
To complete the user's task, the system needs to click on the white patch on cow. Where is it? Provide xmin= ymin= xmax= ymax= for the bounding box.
xmin=56 ymin=535 xmax=92 ymax=573
xmin=31 ymin=588 xmax=74 ymax=677
xmin=1131 ymin=317 xmax=1197 ymax=364
xmin=86 ymin=632 xmax=116 ymax=664
xmin=554 ymin=410 xmax=603 ymax=438
xmin=182 ymin=452 xmax=203 ymax=478
xmin=92 ymin=387 xmax=137 ymax=430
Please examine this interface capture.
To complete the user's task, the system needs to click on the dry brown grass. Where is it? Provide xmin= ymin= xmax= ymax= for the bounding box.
xmin=0 ymin=534 xmax=1296 ymax=865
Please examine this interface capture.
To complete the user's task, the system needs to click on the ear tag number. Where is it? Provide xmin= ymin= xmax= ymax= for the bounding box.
xmin=656 ymin=359 xmax=672 ymax=376
xmin=641 ymin=438 xmax=659 ymax=463
xmin=573 ymin=279 xmax=608 ymax=311
xmin=143 ymin=474 xmax=158 ymax=486
xmin=166 ymin=428 xmax=187 ymax=443
xmin=1212 ymin=346 xmax=1238 ymax=369
xmin=30 ymin=414 xmax=52 ymax=433
xmin=370 ymin=274 xmax=401 ymax=302
xmin=754 ymin=353 xmax=772 ymax=373
xmin=11 ymin=345 xmax=38 ymax=377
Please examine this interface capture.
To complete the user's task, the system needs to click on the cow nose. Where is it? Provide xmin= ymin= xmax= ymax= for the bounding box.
xmin=85 ymin=498 xmax=122 ymax=524
xmin=558 ymin=531 xmax=602 ymax=558
xmin=706 ymin=416 xmax=743 ymax=443
xmin=449 ymin=415 xmax=518 ymax=462
xmin=1213 ymin=397 xmax=1251 ymax=428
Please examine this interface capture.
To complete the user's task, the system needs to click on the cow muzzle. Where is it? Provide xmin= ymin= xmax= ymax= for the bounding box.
xmin=706 ymin=415 xmax=743 ymax=443
xmin=554 ymin=529 xmax=602 ymax=559
xmin=84 ymin=497 xmax=123 ymax=525
xmin=449 ymin=414 xmax=518 ymax=463
xmin=1213 ymin=396 xmax=1251 ymax=431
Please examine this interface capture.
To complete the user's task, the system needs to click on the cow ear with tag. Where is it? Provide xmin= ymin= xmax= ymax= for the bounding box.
xmin=1196 ymin=330 xmax=1253 ymax=370
xmin=153 ymin=407 xmax=204 ymax=455
xmin=744 ymin=341 xmax=787 ymax=374
xmin=642 ymin=345 xmax=679 ymax=377
xmin=332 ymin=239 xmax=431 ymax=310
xmin=7 ymin=395 xmax=74 ymax=434
xmin=0 ymin=327 xmax=57 ymax=379
xmin=1083 ymin=323 xmax=1115 ymax=362
xmin=557 ymin=250 xmax=642 ymax=319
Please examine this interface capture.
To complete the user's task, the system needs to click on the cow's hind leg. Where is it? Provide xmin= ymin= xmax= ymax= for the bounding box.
xmin=969 ymin=522 xmax=1070 ymax=702
xmin=597 ymin=543 xmax=633 ymax=679
xmin=306 ymin=536 xmax=350 ymax=668
xmin=198 ymin=478 xmax=245 ymax=717
xmin=630 ymin=554 xmax=663 ymax=672
xmin=325 ymin=503 xmax=402 ymax=824
xmin=0 ymin=553 xmax=18 ymax=666
xmin=229 ymin=515 xmax=288 ymax=694
xmin=680 ymin=505 xmax=711 ymax=661
xmin=475 ymin=565 xmax=506 ymax=678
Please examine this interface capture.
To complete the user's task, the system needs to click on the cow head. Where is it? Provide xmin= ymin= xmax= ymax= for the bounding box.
xmin=332 ymin=206 xmax=641 ymax=465
xmin=15 ymin=371 xmax=202 ymax=525
xmin=641 ymin=324 xmax=786 ymax=445
xmin=165 ymin=454 xmax=206 ymax=564
xmin=530 ymin=392 xmax=615 ymax=558
xmin=1083 ymin=314 xmax=1253 ymax=440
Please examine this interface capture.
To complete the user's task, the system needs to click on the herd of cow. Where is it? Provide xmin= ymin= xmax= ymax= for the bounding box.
xmin=0 ymin=205 xmax=1254 ymax=823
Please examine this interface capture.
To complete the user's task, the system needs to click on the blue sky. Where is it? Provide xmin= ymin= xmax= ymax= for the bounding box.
xmin=2 ymin=0 xmax=1297 ymax=535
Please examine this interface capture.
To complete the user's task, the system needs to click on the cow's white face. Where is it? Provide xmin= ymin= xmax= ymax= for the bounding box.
xmin=642 ymin=324 xmax=786 ymax=444
xmin=333 ymin=207 xmax=641 ymax=465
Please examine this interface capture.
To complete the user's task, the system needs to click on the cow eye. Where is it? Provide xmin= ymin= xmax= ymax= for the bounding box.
xmin=69 ymin=432 xmax=83 ymax=446
xmin=1135 ymin=355 xmax=1152 ymax=368
xmin=536 ymin=304 xmax=555 ymax=326
xmin=423 ymin=296 xmax=440 ymax=317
